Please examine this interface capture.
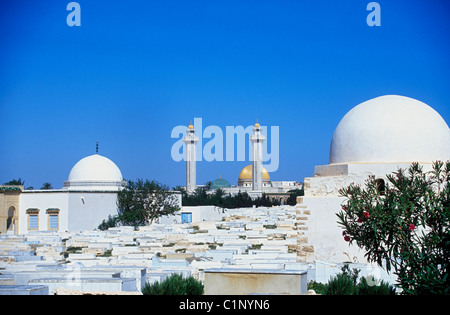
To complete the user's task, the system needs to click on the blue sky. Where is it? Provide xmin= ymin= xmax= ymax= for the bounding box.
xmin=1 ymin=0 xmax=449 ymax=189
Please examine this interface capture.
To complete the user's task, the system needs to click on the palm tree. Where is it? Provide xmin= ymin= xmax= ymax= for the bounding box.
xmin=213 ymin=188 xmax=226 ymax=198
xmin=41 ymin=182 xmax=53 ymax=190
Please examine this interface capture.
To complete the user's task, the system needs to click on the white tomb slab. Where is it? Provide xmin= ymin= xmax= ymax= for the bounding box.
xmin=0 ymin=285 xmax=49 ymax=295
xmin=29 ymin=277 xmax=137 ymax=294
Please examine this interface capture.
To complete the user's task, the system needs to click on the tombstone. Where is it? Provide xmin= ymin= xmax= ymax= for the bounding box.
xmin=204 ymin=269 xmax=308 ymax=295
xmin=0 ymin=285 xmax=49 ymax=295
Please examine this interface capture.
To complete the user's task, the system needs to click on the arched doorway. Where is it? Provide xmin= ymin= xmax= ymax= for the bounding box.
xmin=7 ymin=206 xmax=16 ymax=235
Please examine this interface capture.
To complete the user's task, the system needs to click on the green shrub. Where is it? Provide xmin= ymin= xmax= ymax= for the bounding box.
xmin=325 ymin=273 xmax=355 ymax=295
xmin=307 ymin=281 xmax=328 ymax=295
xmin=142 ymin=273 xmax=204 ymax=295
xmin=356 ymin=277 xmax=396 ymax=295
xmin=307 ymin=264 xmax=397 ymax=295
xmin=98 ymin=215 xmax=119 ymax=231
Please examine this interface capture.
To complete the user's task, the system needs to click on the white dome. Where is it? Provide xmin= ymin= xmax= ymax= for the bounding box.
xmin=65 ymin=154 xmax=123 ymax=190
xmin=329 ymin=95 xmax=450 ymax=165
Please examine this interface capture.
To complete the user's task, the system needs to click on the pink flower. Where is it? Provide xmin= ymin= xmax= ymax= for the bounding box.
xmin=409 ymin=224 xmax=415 ymax=231
xmin=344 ymin=235 xmax=351 ymax=242
xmin=357 ymin=218 xmax=364 ymax=223
xmin=363 ymin=211 xmax=370 ymax=219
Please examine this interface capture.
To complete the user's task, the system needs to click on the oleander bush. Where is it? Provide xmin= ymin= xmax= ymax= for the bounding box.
xmin=337 ymin=161 xmax=450 ymax=295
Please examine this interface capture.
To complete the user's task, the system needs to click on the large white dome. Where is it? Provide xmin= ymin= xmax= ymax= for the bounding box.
xmin=329 ymin=95 xmax=450 ymax=165
xmin=64 ymin=154 xmax=123 ymax=190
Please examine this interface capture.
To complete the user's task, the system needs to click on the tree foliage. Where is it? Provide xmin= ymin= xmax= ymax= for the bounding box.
xmin=286 ymin=188 xmax=304 ymax=205
xmin=3 ymin=178 xmax=33 ymax=190
xmin=99 ymin=179 xmax=180 ymax=229
xmin=3 ymin=178 xmax=25 ymax=186
xmin=337 ymin=161 xmax=450 ymax=295
xmin=40 ymin=182 xmax=53 ymax=190
xmin=181 ymin=188 xmax=281 ymax=208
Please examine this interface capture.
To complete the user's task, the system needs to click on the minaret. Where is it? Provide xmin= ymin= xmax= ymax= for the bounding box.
xmin=250 ymin=120 xmax=266 ymax=191
xmin=183 ymin=122 xmax=199 ymax=192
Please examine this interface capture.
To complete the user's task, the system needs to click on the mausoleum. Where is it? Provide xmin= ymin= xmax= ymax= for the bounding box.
xmin=298 ymin=95 xmax=450 ymax=262
xmin=1 ymin=154 xmax=125 ymax=234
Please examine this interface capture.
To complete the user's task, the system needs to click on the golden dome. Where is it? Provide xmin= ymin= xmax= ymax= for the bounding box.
xmin=254 ymin=120 xmax=260 ymax=128
xmin=238 ymin=165 xmax=270 ymax=180
xmin=188 ymin=121 xmax=194 ymax=129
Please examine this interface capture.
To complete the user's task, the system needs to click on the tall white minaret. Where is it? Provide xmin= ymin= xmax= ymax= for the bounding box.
xmin=250 ymin=120 xmax=266 ymax=191
xmin=183 ymin=122 xmax=198 ymax=192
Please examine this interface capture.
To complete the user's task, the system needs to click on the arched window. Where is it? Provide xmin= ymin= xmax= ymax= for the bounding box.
xmin=7 ymin=206 xmax=15 ymax=231
xmin=376 ymin=178 xmax=386 ymax=195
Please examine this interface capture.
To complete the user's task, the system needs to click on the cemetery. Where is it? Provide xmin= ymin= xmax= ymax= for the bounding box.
xmin=1 ymin=95 xmax=447 ymax=295
xmin=0 ymin=204 xmax=397 ymax=295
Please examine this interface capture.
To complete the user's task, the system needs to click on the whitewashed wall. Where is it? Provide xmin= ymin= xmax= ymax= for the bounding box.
xmin=19 ymin=191 xmax=69 ymax=234
xmin=67 ymin=191 xmax=118 ymax=231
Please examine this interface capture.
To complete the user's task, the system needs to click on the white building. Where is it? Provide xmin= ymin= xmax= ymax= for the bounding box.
xmin=17 ymin=154 xmax=125 ymax=234
xmin=298 ymin=95 xmax=450 ymax=263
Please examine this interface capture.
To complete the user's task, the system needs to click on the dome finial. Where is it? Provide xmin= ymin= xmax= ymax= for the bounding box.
xmin=188 ymin=120 xmax=194 ymax=129
xmin=96 ymin=142 xmax=99 ymax=154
